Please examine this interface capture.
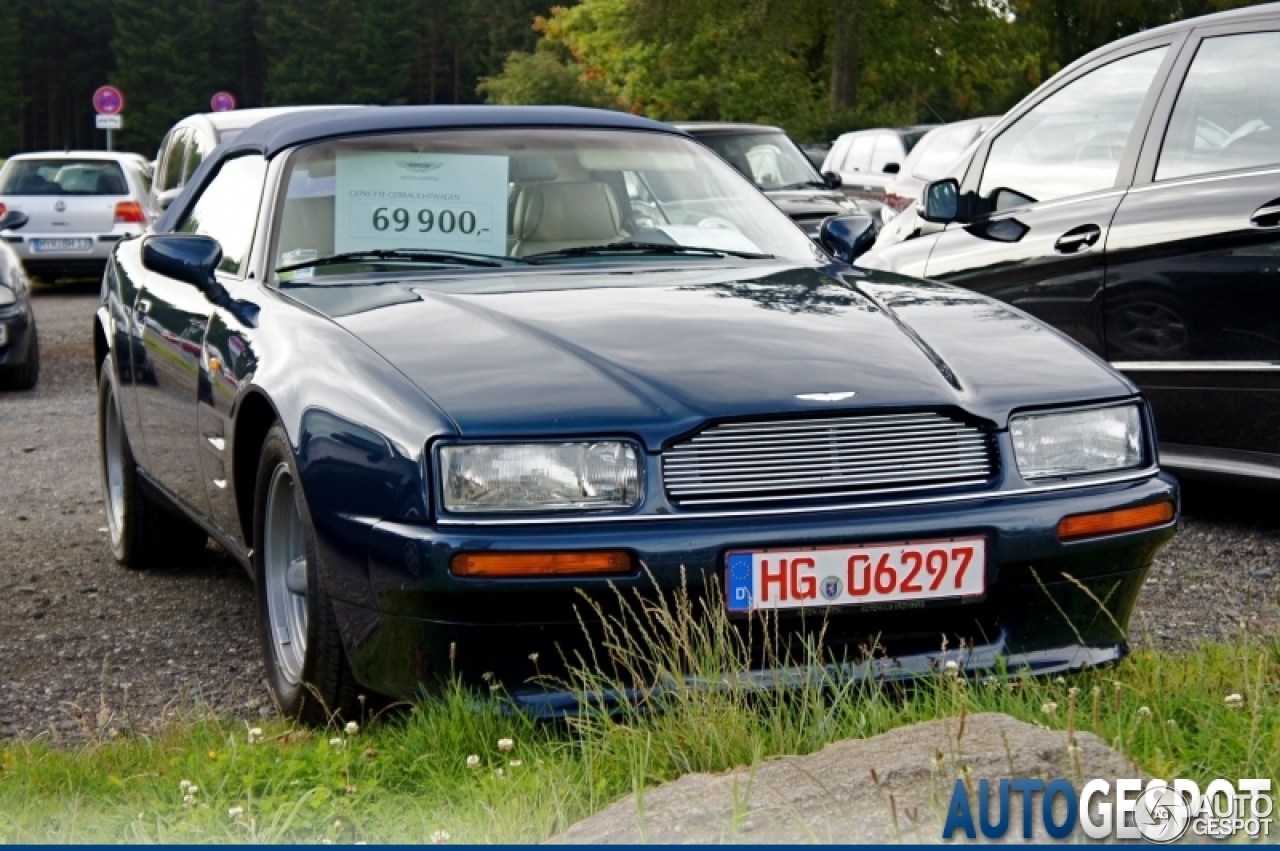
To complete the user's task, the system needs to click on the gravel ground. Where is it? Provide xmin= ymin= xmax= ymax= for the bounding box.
xmin=0 ymin=287 xmax=1277 ymax=743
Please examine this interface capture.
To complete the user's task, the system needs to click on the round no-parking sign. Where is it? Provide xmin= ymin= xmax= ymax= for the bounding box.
xmin=210 ymin=91 xmax=237 ymax=112
xmin=93 ymin=85 xmax=125 ymax=115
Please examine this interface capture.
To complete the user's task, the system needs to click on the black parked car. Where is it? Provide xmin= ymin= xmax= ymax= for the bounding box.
xmin=677 ymin=123 xmax=875 ymax=237
xmin=860 ymin=4 xmax=1280 ymax=488
xmin=0 ymin=209 xmax=38 ymax=391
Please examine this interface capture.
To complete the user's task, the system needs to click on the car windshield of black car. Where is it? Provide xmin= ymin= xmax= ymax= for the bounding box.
xmin=273 ymin=128 xmax=823 ymax=282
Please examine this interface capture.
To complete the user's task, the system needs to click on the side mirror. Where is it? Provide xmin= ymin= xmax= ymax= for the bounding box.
xmin=142 ymin=234 xmax=222 ymax=292
xmin=920 ymin=178 xmax=960 ymax=223
xmin=882 ymin=162 xmax=900 ymax=175
xmin=818 ymin=214 xmax=877 ymax=263
xmin=0 ymin=210 xmax=29 ymax=231
xmin=821 ymin=171 xmax=842 ymax=190
xmin=156 ymin=187 xmax=183 ymax=211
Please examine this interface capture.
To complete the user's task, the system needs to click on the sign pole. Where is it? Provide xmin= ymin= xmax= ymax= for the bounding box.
xmin=106 ymin=128 xmax=113 ymax=152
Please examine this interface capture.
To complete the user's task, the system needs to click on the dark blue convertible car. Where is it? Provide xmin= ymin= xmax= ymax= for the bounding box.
xmin=94 ymin=106 xmax=1177 ymax=722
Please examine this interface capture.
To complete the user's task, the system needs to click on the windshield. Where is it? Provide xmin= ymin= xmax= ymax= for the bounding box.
xmin=693 ymin=131 xmax=822 ymax=190
xmin=0 ymin=159 xmax=129 ymax=196
xmin=908 ymin=123 xmax=987 ymax=180
xmin=275 ymin=128 xmax=821 ymax=279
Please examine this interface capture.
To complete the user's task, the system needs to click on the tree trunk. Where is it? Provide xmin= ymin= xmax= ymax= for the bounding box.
xmin=829 ymin=0 xmax=863 ymax=113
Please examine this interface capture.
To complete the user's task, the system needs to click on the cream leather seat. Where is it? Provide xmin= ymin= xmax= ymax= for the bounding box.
xmin=511 ymin=181 xmax=627 ymax=257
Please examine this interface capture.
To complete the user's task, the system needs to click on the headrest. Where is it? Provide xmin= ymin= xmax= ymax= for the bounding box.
xmin=513 ymin=181 xmax=622 ymax=242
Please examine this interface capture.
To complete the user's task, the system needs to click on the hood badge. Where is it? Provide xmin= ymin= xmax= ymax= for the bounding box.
xmin=796 ymin=391 xmax=857 ymax=402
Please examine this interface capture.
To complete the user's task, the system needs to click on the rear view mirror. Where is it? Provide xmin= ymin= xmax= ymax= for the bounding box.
xmin=821 ymin=171 xmax=842 ymax=190
xmin=882 ymin=162 xmax=901 ymax=175
xmin=0 ymin=210 xmax=29 ymax=231
xmin=142 ymin=234 xmax=222 ymax=292
xmin=818 ymin=214 xmax=877 ymax=263
xmin=920 ymin=178 xmax=960 ymax=223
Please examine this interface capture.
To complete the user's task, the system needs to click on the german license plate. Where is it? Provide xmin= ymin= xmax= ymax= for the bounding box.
xmin=726 ymin=537 xmax=986 ymax=613
xmin=33 ymin=238 xmax=92 ymax=252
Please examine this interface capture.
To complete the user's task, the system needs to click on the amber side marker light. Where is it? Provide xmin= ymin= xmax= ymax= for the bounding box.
xmin=451 ymin=550 xmax=632 ymax=577
xmin=1058 ymin=502 xmax=1175 ymax=541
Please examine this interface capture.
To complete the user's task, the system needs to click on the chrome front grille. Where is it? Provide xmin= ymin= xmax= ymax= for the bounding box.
xmin=663 ymin=412 xmax=996 ymax=506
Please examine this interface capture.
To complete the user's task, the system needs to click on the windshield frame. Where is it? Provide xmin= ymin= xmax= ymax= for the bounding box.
xmin=266 ymin=126 xmax=825 ymax=286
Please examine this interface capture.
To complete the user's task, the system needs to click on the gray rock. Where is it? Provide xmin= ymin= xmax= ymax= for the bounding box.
xmin=555 ymin=713 xmax=1141 ymax=844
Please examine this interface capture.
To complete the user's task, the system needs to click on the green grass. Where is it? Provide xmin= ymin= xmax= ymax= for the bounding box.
xmin=1 ymin=583 xmax=1277 ymax=843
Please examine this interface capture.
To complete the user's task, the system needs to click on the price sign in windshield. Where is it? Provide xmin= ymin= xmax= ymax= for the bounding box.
xmin=334 ymin=153 xmax=509 ymax=258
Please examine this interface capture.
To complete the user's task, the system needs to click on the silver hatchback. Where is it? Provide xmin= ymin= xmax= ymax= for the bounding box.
xmin=0 ymin=151 xmax=155 ymax=280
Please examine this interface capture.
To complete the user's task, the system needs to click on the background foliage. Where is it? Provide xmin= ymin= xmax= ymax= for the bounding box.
xmin=0 ymin=0 xmax=1268 ymax=157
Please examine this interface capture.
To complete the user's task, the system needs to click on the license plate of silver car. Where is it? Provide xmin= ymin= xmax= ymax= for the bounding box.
xmin=726 ymin=537 xmax=986 ymax=613
xmin=33 ymin=238 xmax=92 ymax=252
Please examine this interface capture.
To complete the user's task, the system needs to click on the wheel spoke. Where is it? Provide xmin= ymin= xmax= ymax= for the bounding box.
xmin=264 ymin=464 xmax=308 ymax=685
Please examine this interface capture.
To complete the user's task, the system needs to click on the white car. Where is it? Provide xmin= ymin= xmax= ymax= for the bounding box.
xmin=0 ymin=151 xmax=155 ymax=281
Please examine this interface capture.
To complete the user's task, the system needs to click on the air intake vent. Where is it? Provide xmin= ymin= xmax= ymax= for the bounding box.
xmin=663 ymin=412 xmax=996 ymax=507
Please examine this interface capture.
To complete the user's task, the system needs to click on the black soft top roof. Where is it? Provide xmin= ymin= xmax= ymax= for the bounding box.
xmin=223 ymin=105 xmax=683 ymax=159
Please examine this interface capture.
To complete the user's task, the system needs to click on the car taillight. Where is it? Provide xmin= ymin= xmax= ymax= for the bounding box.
xmin=114 ymin=201 xmax=146 ymax=224
xmin=0 ymin=203 xmax=6 ymax=216
xmin=885 ymin=193 xmax=913 ymax=213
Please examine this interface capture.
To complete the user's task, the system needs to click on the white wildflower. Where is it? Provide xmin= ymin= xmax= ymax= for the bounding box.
xmin=334 ymin=820 xmax=343 ymax=831
xmin=345 ymin=721 xmax=359 ymax=736
xmin=179 ymin=780 xmax=192 ymax=793
xmin=321 ymin=839 xmax=334 ymax=845
xmin=1167 ymin=719 xmax=1177 ymax=728
xmin=247 ymin=727 xmax=264 ymax=744
xmin=187 ymin=785 xmax=199 ymax=795
xmin=509 ymin=759 xmax=522 ymax=767
xmin=1137 ymin=706 xmax=1152 ymax=718
xmin=497 ymin=737 xmax=514 ymax=752
xmin=1041 ymin=701 xmax=1058 ymax=719
xmin=495 ymin=768 xmax=505 ymax=778
xmin=431 ymin=830 xmax=451 ymax=844
xmin=228 ymin=806 xmax=244 ymax=819
xmin=466 ymin=754 xmax=480 ymax=769
xmin=1225 ymin=693 xmax=1245 ymax=709
xmin=329 ymin=737 xmax=344 ymax=747
xmin=183 ymin=794 xmax=196 ymax=808
xmin=944 ymin=660 xmax=958 ymax=671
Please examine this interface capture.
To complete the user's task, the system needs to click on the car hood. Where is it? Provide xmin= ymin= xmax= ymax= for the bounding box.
xmin=288 ymin=262 xmax=1132 ymax=447
xmin=764 ymin=188 xmax=857 ymax=218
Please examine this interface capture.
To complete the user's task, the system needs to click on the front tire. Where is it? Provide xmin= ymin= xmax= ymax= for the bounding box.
xmin=253 ymin=423 xmax=360 ymax=725
xmin=97 ymin=354 xmax=208 ymax=568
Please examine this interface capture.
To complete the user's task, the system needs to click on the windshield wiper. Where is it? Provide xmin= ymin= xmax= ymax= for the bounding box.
xmin=276 ymin=249 xmax=525 ymax=275
xmin=524 ymin=242 xmax=775 ymax=262
xmin=775 ymin=180 xmax=830 ymax=191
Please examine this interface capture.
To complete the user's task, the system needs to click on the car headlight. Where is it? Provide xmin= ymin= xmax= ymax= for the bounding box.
xmin=1010 ymin=403 xmax=1143 ymax=480
xmin=0 ymin=285 xmax=15 ymax=306
xmin=440 ymin=442 xmax=641 ymax=513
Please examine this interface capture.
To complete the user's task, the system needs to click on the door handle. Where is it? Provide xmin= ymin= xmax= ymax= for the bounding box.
xmin=1054 ymin=224 xmax=1102 ymax=254
xmin=1250 ymin=199 xmax=1280 ymax=228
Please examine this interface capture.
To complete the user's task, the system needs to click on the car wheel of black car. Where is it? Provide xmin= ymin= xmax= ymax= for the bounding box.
xmin=253 ymin=423 xmax=361 ymax=725
xmin=97 ymin=354 xmax=208 ymax=568
xmin=0 ymin=322 xmax=39 ymax=391
xmin=1105 ymin=292 xmax=1191 ymax=359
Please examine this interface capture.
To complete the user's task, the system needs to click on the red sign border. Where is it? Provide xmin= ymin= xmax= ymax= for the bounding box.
xmin=93 ymin=85 xmax=125 ymax=116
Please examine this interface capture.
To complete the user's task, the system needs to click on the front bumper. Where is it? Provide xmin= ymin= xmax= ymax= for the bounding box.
xmin=0 ymin=299 xmax=34 ymax=367
xmin=335 ymin=474 xmax=1178 ymax=709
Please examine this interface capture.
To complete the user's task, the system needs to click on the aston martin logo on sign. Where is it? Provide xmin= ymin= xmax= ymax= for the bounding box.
xmin=795 ymin=391 xmax=857 ymax=401
xmin=396 ymin=160 xmax=444 ymax=175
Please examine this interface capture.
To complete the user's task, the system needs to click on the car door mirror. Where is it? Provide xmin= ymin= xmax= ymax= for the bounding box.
xmin=818 ymin=214 xmax=877 ymax=263
xmin=821 ymin=171 xmax=842 ymax=190
xmin=882 ymin=162 xmax=901 ymax=175
xmin=156 ymin=187 xmax=183 ymax=211
xmin=920 ymin=178 xmax=960 ymax=223
xmin=142 ymin=234 xmax=222 ymax=293
xmin=0 ymin=210 xmax=29 ymax=231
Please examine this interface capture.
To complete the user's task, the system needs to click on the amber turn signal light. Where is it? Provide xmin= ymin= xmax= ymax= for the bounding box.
xmin=451 ymin=550 xmax=631 ymax=577
xmin=1057 ymin=502 xmax=1175 ymax=541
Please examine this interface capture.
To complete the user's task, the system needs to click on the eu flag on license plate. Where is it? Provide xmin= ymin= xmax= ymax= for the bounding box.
xmin=726 ymin=553 xmax=753 ymax=613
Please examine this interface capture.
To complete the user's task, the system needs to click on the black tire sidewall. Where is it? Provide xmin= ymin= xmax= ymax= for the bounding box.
xmin=253 ymin=423 xmax=324 ymax=717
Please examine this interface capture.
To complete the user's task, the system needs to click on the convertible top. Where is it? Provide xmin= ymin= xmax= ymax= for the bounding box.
xmin=158 ymin=105 xmax=686 ymax=232
xmin=223 ymin=105 xmax=683 ymax=160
